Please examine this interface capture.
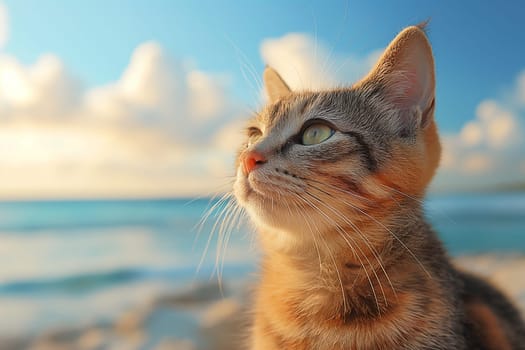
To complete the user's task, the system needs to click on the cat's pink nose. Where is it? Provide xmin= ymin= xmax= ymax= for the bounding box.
xmin=242 ymin=150 xmax=267 ymax=175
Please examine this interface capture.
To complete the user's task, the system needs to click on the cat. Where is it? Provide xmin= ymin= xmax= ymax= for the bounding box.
xmin=232 ymin=24 xmax=525 ymax=349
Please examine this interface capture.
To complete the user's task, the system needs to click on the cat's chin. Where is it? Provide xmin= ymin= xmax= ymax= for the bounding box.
xmin=235 ymin=182 xmax=302 ymax=221
xmin=234 ymin=169 xmax=303 ymax=206
xmin=234 ymin=175 xmax=315 ymax=234
xmin=246 ymin=202 xmax=305 ymax=228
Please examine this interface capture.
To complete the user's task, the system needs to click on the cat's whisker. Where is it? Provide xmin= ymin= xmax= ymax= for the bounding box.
xmin=379 ymin=183 xmax=457 ymax=224
xmin=239 ymin=64 xmax=265 ymax=107
xmin=221 ymin=23 xmax=525 ymax=348
xmin=320 ymin=233 xmax=349 ymax=313
xmin=305 ymin=182 xmax=399 ymax=298
xmin=195 ymin=190 xmax=233 ymax=236
xmin=340 ymin=198 xmax=432 ymax=281
xmin=235 ymin=206 xmax=247 ymax=231
xmin=302 ymin=188 xmax=388 ymax=287
xmin=295 ymin=198 xmax=324 ymax=272
xmin=225 ymin=35 xmax=264 ymax=106
xmin=313 ymin=193 xmax=397 ymax=303
xmin=298 ymin=191 xmax=379 ymax=311
xmin=288 ymin=193 xmax=327 ymax=272
xmin=308 ymin=181 xmax=432 ymax=280
xmin=214 ymin=199 xmax=238 ymax=287
xmin=293 ymin=193 xmax=350 ymax=313
xmin=305 ymin=177 xmax=372 ymax=203
xmin=198 ymin=193 xmax=235 ymax=275
xmin=218 ymin=200 xmax=245 ymax=287
xmin=303 ymin=192 xmax=385 ymax=311
xmin=378 ymin=184 xmax=425 ymax=205
xmin=195 ymin=191 xmax=233 ymax=260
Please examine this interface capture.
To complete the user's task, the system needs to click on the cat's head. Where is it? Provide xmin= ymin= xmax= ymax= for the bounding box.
xmin=233 ymin=26 xmax=441 ymax=249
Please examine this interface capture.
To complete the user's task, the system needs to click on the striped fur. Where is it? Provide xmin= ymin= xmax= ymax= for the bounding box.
xmin=233 ymin=25 xmax=525 ymax=349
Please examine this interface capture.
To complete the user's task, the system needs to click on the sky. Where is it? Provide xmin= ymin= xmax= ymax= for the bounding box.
xmin=0 ymin=0 xmax=523 ymax=198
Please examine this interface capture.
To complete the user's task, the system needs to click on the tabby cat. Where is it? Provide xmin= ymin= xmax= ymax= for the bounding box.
xmin=233 ymin=25 xmax=525 ymax=349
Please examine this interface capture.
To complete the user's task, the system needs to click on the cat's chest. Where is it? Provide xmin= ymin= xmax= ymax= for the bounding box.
xmin=255 ymin=282 xmax=446 ymax=350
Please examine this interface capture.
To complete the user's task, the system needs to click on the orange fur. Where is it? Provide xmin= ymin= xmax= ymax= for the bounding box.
xmin=252 ymin=250 xmax=453 ymax=349
xmin=233 ymin=25 xmax=524 ymax=349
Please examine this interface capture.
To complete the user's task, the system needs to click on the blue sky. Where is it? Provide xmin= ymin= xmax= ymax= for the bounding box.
xmin=0 ymin=1 xmax=523 ymax=198
xmin=4 ymin=0 xmax=525 ymax=132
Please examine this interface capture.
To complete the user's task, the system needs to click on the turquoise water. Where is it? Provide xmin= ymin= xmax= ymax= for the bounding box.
xmin=0 ymin=193 xmax=524 ymax=336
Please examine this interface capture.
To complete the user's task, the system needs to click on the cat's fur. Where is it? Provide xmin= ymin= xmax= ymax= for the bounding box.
xmin=233 ymin=25 xmax=525 ymax=349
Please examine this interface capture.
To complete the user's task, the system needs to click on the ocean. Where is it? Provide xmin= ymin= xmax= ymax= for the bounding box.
xmin=0 ymin=192 xmax=524 ymax=339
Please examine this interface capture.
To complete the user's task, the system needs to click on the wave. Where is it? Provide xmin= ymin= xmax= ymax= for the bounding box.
xmin=0 ymin=263 xmax=254 ymax=295
xmin=0 ymin=198 xmax=212 ymax=232
xmin=0 ymin=268 xmax=146 ymax=294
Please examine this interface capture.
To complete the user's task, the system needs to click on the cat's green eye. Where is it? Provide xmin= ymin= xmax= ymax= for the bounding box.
xmin=301 ymin=124 xmax=334 ymax=145
xmin=247 ymin=127 xmax=262 ymax=146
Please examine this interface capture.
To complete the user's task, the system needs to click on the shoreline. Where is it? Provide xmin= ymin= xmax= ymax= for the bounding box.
xmin=3 ymin=253 xmax=524 ymax=350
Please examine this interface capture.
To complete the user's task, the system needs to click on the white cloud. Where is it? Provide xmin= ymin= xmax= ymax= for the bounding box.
xmin=213 ymin=118 xmax=248 ymax=153
xmin=0 ymin=41 xmax=243 ymax=199
xmin=434 ymin=72 xmax=525 ymax=191
xmin=118 ymin=42 xmax=187 ymax=115
xmin=85 ymin=42 xmax=238 ymax=143
xmin=453 ymin=100 xmax=519 ymax=152
xmin=0 ymin=54 xmax=82 ymax=117
xmin=459 ymin=121 xmax=483 ymax=147
xmin=187 ymin=70 xmax=230 ymax=121
xmin=0 ymin=32 xmax=383 ymax=199
xmin=261 ymin=32 xmax=525 ymax=191
xmin=475 ymin=100 xmax=518 ymax=148
xmin=260 ymin=33 xmax=382 ymax=91
xmin=462 ymin=154 xmax=492 ymax=174
xmin=0 ymin=27 xmax=522 ymax=198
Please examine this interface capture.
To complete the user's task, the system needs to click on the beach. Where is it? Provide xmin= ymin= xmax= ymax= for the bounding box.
xmin=1 ymin=254 xmax=523 ymax=350
xmin=0 ymin=193 xmax=523 ymax=349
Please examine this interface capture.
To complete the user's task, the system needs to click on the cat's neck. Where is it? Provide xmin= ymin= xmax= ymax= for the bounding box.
xmin=253 ymin=199 xmax=455 ymax=349
xmin=259 ymin=200 xmax=430 ymax=270
xmin=256 ymin=202 xmax=444 ymax=316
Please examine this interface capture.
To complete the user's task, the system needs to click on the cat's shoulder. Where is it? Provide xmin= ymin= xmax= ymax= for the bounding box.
xmin=458 ymin=270 xmax=525 ymax=350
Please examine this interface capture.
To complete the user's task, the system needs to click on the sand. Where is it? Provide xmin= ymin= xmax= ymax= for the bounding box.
xmin=3 ymin=254 xmax=524 ymax=350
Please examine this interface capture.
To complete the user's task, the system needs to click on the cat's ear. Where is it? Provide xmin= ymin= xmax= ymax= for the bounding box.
xmin=356 ymin=25 xmax=435 ymax=133
xmin=264 ymin=66 xmax=291 ymax=103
